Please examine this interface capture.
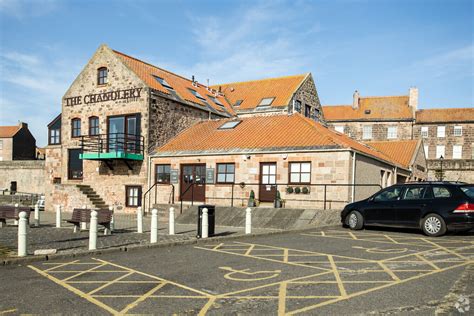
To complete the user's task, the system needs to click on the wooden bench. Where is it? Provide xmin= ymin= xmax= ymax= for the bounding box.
xmin=66 ymin=208 xmax=112 ymax=235
xmin=0 ymin=205 xmax=32 ymax=227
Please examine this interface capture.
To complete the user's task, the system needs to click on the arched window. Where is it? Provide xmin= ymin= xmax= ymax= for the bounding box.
xmin=97 ymin=67 xmax=108 ymax=85
xmin=71 ymin=118 xmax=81 ymax=138
xmin=89 ymin=116 xmax=99 ymax=136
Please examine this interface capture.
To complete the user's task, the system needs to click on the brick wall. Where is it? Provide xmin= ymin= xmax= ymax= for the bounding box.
xmin=291 ymin=74 xmax=325 ymax=123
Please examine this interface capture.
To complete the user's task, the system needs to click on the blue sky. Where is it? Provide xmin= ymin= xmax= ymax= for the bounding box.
xmin=0 ymin=0 xmax=473 ymax=146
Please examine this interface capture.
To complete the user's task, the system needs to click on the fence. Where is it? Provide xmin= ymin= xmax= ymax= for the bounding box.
xmin=0 ymin=190 xmax=42 ymax=207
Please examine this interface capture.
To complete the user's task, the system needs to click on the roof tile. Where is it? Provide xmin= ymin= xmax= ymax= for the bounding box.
xmin=367 ymin=140 xmax=420 ymax=168
xmin=416 ymin=108 xmax=474 ymax=123
xmin=0 ymin=126 xmax=20 ymax=138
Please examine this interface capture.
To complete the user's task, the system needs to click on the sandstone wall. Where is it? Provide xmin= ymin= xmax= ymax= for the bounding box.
xmin=0 ymin=160 xmax=45 ymax=194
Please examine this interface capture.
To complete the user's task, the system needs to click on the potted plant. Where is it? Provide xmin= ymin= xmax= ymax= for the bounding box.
xmin=302 ymin=187 xmax=310 ymax=194
xmin=294 ymin=187 xmax=301 ymax=194
xmin=248 ymin=190 xmax=256 ymax=207
xmin=274 ymin=190 xmax=282 ymax=208
xmin=286 ymin=186 xmax=294 ymax=194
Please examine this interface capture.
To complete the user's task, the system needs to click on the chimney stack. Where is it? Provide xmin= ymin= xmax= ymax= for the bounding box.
xmin=352 ymin=90 xmax=360 ymax=110
xmin=18 ymin=121 xmax=27 ymax=129
xmin=409 ymin=87 xmax=418 ymax=115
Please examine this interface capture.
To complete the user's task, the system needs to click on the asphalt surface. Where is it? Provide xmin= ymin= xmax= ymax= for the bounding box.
xmin=1 ymin=226 xmax=473 ymax=315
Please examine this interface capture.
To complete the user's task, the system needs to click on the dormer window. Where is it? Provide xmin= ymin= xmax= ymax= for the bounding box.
xmin=258 ymin=97 xmax=275 ymax=107
xmin=97 ymin=67 xmax=108 ymax=85
xmin=153 ymin=75 xmax=173 ymax=90
xmin=188 ymin=88 xmax=206 ymax=102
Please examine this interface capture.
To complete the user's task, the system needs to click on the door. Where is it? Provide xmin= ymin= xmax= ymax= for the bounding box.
xmin=259 ymin=162 xmax=277 ymax=202
xmin=68 ymin=148 xmax=83 ymax=180
xmin=397 ymin=185 xmax=431 ymax=227
xmin=180 ymin=164 xmax=206 ymax=202
xmin=364 ymin=186 xmax=402 ymax=225
xmin=108 ymin=115 xmax=140 ymax=153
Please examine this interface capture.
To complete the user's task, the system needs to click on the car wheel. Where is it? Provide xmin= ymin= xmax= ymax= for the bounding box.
xmin=422 ymin=214 xmax=446 ymax=237
xmin=347 ymin=211 xmax=364 ymax=230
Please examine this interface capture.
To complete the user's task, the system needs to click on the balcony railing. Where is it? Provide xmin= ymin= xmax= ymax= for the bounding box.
xmin=79 ymin=133 xmax=144 ymax=161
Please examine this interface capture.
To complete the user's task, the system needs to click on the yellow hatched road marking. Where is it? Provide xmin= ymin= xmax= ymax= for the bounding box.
xmin=327 ymin=255 xmax=347 ymax=297
xmin=421 ymin=238 xmax=468 ymax=260
xmin=62 ymin=263 xmax=108 ymax=282
xmin=377 ymin=262 xmax=400 ymax=281
xmin=117 ymin=282 xmax=167 ymax=315
xmin=88 ymin=271 xmax=135 ymax=295
xmin=198 ymin=297 xmax=217 ymax=316
xmin=44 ymin=260 xmax=80 ymax=271
xmin=415 ymin=254 xmax=440 ymax=270
xmin=384 ymin=235 xmax=400 ymax=244
xmin=278 ymin=282 xmax=287 ymax=316
xmin=348 ymin=232 xmax=358 ymax=240
xmin=245 ymin=244 xmax=255 ymax=256
xmin=0 ymin=309 xmax=17 ymax=315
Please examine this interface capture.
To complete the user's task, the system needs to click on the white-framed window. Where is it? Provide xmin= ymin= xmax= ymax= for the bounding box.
xmin=437 ymin=126 xmax=445 ymax=138
xmin=126 ymin=186 xmax=141 ymax=207
xmin=289 ymin=162 xmax=311 ymax=184
xmin=421 ymin=126 xmax=428 ymax=138
xmin=424 ymin=145 xmax=429 ymax=159
xmin=334 ymin=125 xmax=344 ymax=133
xmin=362 ymin=125 xmax=372 ymax=139
xmin=452 ymin=145 xmax=462 ymax=159
xmin=436 ymin=145 xmax=445 ymax=159
xmin=454 ymin=126 xmax=462 ymax=136
xmin=387 ymin=126 xmax=397 ymax=139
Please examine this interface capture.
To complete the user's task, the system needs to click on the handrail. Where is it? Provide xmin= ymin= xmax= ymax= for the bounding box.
xmin=142 ymin=183 xmax=174 ymax=215
xmin=80 ymin=133 xmax=145 ymax=155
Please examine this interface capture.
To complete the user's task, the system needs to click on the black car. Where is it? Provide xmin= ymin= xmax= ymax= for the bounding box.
xmin=341 ymin=182 xmax=474 ymax=236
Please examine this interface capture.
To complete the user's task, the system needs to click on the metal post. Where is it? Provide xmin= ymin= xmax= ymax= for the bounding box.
xmin=89 ymin=210 xmax=98 ymax=250
xmin=231 ymin=184 xmax=234 ymax=208
xmin=150 ymin=208 xmax=158 ymax=243
xmin=34 ymin=202 xmax=40 ymax=227
xmin=323 ymin=185 xmax=327 ymax=210
xmin=245 ymin=207 xmax=252 ymax=234
xmin=191 ymin=184 xmax=194 ymax=206
xmin=202 ymin=208 xmax=208 ymax=238
xmin=14 ymin=203 xmax=19 ymax=226
xmin=169 ymin=207 xmax=175 ymax=235
xmin=137 ymin=206 xmax=143 ymax=233
xmin=18 ymin=211 xmax=28 ymax=257
xmin=55 ymin=205 xmax=62 ymax=228
xmin=109 ymin=205 xmax=115 ymax=233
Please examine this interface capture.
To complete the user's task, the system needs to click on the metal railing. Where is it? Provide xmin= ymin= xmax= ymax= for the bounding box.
xmin=80 ymin=133 xmax=144 ymax=156
xmin=142 ymin=183 xmax=175 ymax=215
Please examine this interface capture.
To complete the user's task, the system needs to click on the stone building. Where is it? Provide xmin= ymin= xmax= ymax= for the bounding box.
xmin=0 ymin=122 xmax=36 ymax=161
xmin=150 ymin=113 xmax=411 ymax=210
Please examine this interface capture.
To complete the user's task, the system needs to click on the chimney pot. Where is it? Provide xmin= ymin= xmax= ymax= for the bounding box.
xmin=352 ymin=90 xmax=360 ymax=110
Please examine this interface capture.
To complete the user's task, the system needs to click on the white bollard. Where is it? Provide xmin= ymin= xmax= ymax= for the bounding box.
xmin=81 ymin=205 xmax=87 ymax=230
xmin=89 ymin=210 xmax=98 ymax=250
xmin=18 ymin=211 xmax=28 ymax=257
xmin=109 ymin=205 xmax=115 ymax=233
xmin=34 ymin=202 xmax=40 ymax=227
xmin=202 ymin=208 xmax=209 ymax=239
xmin=150 ymin=209 xmax=158 ymax=243
xmin=137 ymin=206 xmax=143 ymax=233
xmin=55 ymin=205 xmax=62 ymax=228
xmin=169 ymin=207 xmax=175 ymax=235
xmin=245 ymin=207 xmax=252 ymax=234
xmin=14 ymin=203 xmax=19 ymax=226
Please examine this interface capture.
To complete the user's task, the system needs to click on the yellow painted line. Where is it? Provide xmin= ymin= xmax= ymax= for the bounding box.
xmin=44 ymin=260 xmax=80 ymax=272
xmin=118 ymin=282 xmax=167 ymax=315
xmin=286 ymin=261 xmax=470 ymax=315
xmin=278 ymin=282 xmax=287 ymax=316
xmin=43 ymin=262 xmax=97 ymax=265
xmin=327 ymin=255 xmax=347 ymax=297
xmin=49 ymin=270 xmax=126 ymax=273
xmin=377 ymin=262 xmax=400 ymax=281
xmin=28 ymin=265 xmax=120 ymax=315
xmin=88 ymin=271 xmax=135 ymax=295
xmin=415 ymin=254 xmax=440 ymax=270
xmin=302 ymin=233 xmax=435 ymax=248
xmin=244 ymin=244 xmax=255 ymax=256
xmin=0 ymin=309 xmax=17 ymax=315
xmin=421 ymin=238 xmax=467 ymax=260
xmin=348 ymin=232 xmax=358 ymax=240
xmin=384 ymin=235 xmax=400 ymax=244
xmin=320 ymin=231 xmax=326 ymax=236
xmin=68 ymin=281 xmax=161 ymax=284
xmin=198 ymin=297 xmax=217 ymax=316
xmin=212 ymin=243 xmax=223 ymax=250
xmin=283 ymin=249 xmax=289 ymax=263
xmin=61 ymin=263 xmax=108 ymax=282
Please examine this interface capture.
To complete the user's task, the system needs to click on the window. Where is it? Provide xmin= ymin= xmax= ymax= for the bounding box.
xmin=402 ymin=186 xmax=429 ymax=200
xmin=387 ymin=126 xmax=397 ymax=139
xmin=155 ymin=164 xmax=171 ymax=184
xmin=71 ymin=119 xmax=81 ymax=138
xmin=289 ymin=162 xmax=311 ymax=184
xmin=436 ymin=145 xmax=445 ymax=159
xmin=432 ymin=186 xmax=451 ymax=198
xmin=312 ymin=108 xmax=320 ymax=121
xmin=153 ymin=76 xmax=173 ymax=90
xmin=373 ymin=186 xmax=402 ymax=202
xmin=294 ymin=100 xmax=302 ymax=113
xmin=437 ymin=126 xmax=445 ymax=138
xmin=234 ymin=100 xmax=243 ymax=107
xmin=424 ymin=145 xmax=429 ymax=159
xmin=97 ymin=67 xmax=108 ymax=85
xmin=188 ymin=89 xmax=206 ymax=101
xmin=304 ymin=104 xmax=311 ymax=118
xmin=125 ymin=186 xmax=142 ymax=207
xmin=89 ymin=116 xmax=99 ymax=136
xmin=209 ymin=95 xmax=224 ymax=107
xmin=0 ymin=140 xmax=3 ymax=149
xmin=452 ymin=145 xmax=462 ymax=159
xmin=216 ymin=163 xmax=235 ymax=183
xmin=461 ymin=186 xmax=474 ymax=199
xmin=334 ymin=125 xmax=344 ymax=134
xmin=363 ymin=125 xmax=372 ymax=139
xmin=454 ymin=126 xmax=462 ymax=136
xmin=421 ymin=126 xmax=428 ymax=138
xmin=49 ymin=129 xmax=60 ymax=144
xmin=218 ymin=121 xmax=241 ymax=130
xmin=258 ymin=97 xmax=275 ymax=107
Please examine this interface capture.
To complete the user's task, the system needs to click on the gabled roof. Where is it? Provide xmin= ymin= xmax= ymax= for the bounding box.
xmin=155 ymin=113 xmax=407 ymax=169
xmin=367 ymin=140 xmax=421 ymax=169
xmin=113 ymin=50 xmax=235 ymax=116
xmin=323 ymin=96 xmax=413 ymax=121
xmin=416 ymin=108 xmax=474 ymax=123
xmin=0 ymin=125 xmax=21 ymax=138
xmin=210 ymin=74 xmax=308 ymax=110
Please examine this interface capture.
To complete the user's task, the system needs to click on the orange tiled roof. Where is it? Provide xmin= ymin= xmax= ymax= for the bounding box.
xmin=323 ymin=96 xmax=413 ymax=121
xmin=416 ymin=108 xmax=474 ymax=123
xmin=155 ymin=113 xmax=406 ymax=169
xmin=0 ymin=125 xmax=20 ymax=138
xmin=210 ymin=74 xmax=307 ymax=110
xmin=367 ymin=140 xmax=420 ymax=168
xmin=113 ymin=50 xmax=235 ymax=116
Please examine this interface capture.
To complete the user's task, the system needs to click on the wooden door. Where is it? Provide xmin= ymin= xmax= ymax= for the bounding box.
xmin=180 ymin=164 xmax=206 ymax=202
xmin=259 ymin=162 xmax=277 ymax=202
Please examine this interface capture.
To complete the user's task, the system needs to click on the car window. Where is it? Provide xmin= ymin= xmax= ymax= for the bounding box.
xmin=432 ymin=186 xmax=451 ymax=198
xmin=461 ymin=186 xmax=474 ymax=199
xmin=373 ymin=187 xmax=402 ymax=202
xmin=402 ymin=186 xmax=429 ymax=200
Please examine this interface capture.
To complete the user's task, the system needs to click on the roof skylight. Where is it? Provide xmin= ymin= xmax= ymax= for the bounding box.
xmin=209 ymin=95 xmax=224 ymax=107
xmin=258 ymin=97 xmax=275 ymax=107
xmin=234 ymin=100 xmax=243 ymax=107
xmin=218 ymin=120 xmax=242 ymax=130
xmin=153 ymin=75 xmax=173 ymax=90
xmin=189 ymin=89 xmax=206 ymax=101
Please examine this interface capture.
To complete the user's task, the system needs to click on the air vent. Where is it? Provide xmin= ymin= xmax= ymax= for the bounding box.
xmin=365 ymin=109 xmax=371 ymax=114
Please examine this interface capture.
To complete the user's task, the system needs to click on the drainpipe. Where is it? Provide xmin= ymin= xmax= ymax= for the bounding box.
xmin=147 ymin=154 xmax=152 ymax=206
xmin=351 ymin=151 xmax=356 ymax=202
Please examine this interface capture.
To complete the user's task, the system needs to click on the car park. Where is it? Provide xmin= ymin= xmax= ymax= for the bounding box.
xmin=341 ymin=182 xmax=474 ymax=236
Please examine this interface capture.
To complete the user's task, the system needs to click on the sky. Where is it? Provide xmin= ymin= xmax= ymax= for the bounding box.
xmin=0 ymin=0 xmax=473 ymax=146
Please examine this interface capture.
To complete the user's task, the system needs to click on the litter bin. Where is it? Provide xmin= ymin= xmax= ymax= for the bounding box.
xmin=197 ymin=205 xmax=215 ymax=238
